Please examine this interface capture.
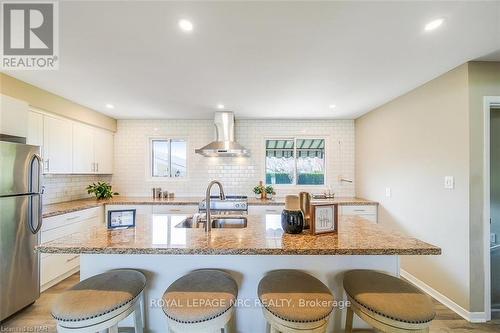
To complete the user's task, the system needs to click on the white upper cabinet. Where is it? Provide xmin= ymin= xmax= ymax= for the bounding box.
xmin=27 ymin=111 xmax=44 ymax=146
xmin=94 ymin=129 xmax=113 ymax=174
xmin=0 ymin=94 xmax=28 ymax=138
xmin=25 ymin=108 xmax=114 ymax=175
xmin=43 ymin=115 xmax=73 ymax=174
xmin=72 ymin=122 xmax=95 ymax=173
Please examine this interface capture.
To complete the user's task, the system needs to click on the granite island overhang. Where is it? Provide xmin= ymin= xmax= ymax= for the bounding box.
xmin=36 ymin=214 xmax=440 ymax=332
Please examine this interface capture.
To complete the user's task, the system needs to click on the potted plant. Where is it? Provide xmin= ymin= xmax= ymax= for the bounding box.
xmin=265 ymin=185 xmax=275 ymax=200
xmin=253 ymin=185 xmax=264 ymax=199
xmin=86 ymin=182 xmax=119 ymax=200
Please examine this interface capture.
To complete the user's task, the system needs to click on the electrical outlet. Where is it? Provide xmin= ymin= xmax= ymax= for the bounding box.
xmin=444 ymin=176 xmax=454 ymax=189
xmin=385 ymin=187 xmax=391 ymax=198
xmin=491 ymin=233 xmax=497 ymax=244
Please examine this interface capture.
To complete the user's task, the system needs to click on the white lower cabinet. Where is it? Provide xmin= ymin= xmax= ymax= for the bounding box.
xmin=248 ymin=205 xmax=284 ymax=215
xmin=339 ymin=204 xmax=378 ymax=223
xmin=40 ymin=206 xmax=103 ymax=291
xmin=152 ymin=205 xmax=197 ymax=215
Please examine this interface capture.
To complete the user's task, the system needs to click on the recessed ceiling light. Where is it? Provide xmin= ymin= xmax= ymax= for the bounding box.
xmin=329 ymin=104 xmax=336 ymax=109
xmin=105 ymin=103 xmax=114 ymax=109
xmin=178 ymin=19 xmax=193 ymax=32
xmin=217 ymin=104 xmax=225 ymax=109
xmin=424 ymin=18 xmax=444 ymax=31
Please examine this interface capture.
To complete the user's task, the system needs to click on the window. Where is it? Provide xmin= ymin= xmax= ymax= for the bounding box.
xmin=265 ymin=138 xmax=325 ymax=186
xmin=151 ymin=139 xmax=187 ymax=178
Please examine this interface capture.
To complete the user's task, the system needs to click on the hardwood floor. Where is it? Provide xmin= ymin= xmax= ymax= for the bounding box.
xmin=1 ymin=273 xmax=500 ymax=332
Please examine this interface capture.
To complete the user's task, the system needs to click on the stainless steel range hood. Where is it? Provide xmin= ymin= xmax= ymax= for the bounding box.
xmin=195 ymin=112 xmax=250 ymax=157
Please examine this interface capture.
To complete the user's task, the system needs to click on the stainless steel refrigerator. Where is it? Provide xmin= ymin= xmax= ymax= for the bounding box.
xmin=0 ymin=139 xmax=43 ymax=321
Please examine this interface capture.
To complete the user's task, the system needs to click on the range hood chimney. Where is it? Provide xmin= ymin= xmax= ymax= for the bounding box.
xmin=195 ymin=112 xmax=250 ymax=157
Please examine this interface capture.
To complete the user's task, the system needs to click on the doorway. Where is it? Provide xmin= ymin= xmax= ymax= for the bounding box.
xmin=490 ymin=107 xmax=500 ymax=314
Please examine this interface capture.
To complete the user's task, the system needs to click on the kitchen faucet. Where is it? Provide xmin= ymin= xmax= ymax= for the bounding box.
xmin=205 ymin=180 xmax=226 ymax=232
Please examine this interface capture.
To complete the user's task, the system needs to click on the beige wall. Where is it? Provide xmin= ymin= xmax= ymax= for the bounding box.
xmin=356 ymin=61 xmax=500 ymax=313
xmin=467 ymin=62 xmax=500 ymax=310
xmin=356 ymin=64 xmax=471 ymax=309
xmin=0 ymin=73 xmax=116 ymax=131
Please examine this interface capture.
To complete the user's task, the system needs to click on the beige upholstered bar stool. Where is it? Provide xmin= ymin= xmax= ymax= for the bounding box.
xmin=343 ymin=270 xmax=435 ymax=333
xmin=162 ymin=269 xmax=238 ymax=333
xmin=51 ymin=269 xmax=146 ymax=333
xmin=258 ymin=270 xmax=334 ymax=333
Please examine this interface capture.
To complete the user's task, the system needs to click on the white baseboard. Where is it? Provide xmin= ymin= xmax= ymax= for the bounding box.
xmin=400 ymin=269 xmax=486 ymax=323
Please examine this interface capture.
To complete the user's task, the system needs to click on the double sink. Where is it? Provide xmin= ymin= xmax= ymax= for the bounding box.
xmin=176 ymin=216 xmax=248 ymax=229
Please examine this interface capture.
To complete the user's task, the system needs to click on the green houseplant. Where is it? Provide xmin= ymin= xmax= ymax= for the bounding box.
xmin=253 ymin=185 xmax=264 ymax=199
xmin=86 ymin=182 xmax=119 ymax=200
xmin=265 ymin=185 xmax=275 ymax=199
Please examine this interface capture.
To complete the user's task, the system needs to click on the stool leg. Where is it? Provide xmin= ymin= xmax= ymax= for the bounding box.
xmin=345 ymin=307 xmax=354 ymax=333
xmin=108 ymin=325 xmax=118 ymax=333
xmin=134 ymin=300 xmax=144 ymax=333
xmin=270 ymin=325 xmax=280 ymax=333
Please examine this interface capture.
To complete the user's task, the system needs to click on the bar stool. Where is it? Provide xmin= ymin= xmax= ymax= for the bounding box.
xmin=258 ymin=270 xmax=334 ymax=333
xmin=343 ymin=270 xmax=435 ymax=333
xmin=51 ymin=269 xmax=146 ymax=333
xmin=162 ymin=269 xmax=238 ymax=333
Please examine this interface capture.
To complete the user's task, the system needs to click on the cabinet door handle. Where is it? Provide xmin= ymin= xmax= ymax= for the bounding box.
xmin=96 ymin=163 xmax=99 ymax=173
xmin=45 ymin=159 xmax=50 ymax=172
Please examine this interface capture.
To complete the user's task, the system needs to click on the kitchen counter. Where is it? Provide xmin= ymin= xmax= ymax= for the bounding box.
xmin=37 ymin=214 xmax=439 ymax=255
xmin=42 ymin=196 xmax=377 ymax=218
xmin=41 ymin=211 xmax=439 ymax=333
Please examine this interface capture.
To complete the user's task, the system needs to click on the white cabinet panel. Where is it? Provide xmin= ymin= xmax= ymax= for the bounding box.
xmin=72 ymin=122 xmax=94 ymax=173
xmin=40 ymin=207 xmax=103 ymax=290
xmin=94 ymin=129 xmax=113 ymax=174
xmin=0 ymin=94 xmax=28 ymax=138
xmin=27 ymin=111 xmax=43 ymax=146
xmin=40 ymin=254 xmax=80 ymax=287
xmin=43 ymin=115 xmax=72 ymax=173
xmin=340 ymin=204 xmax=378 ymax=223
xmin=248 ymin=205 xmax=284 ymax=215
xmin=152 ymin=205 xmax=197 ymax=214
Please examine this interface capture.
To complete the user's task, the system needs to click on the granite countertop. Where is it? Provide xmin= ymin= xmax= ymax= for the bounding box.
xmin=42 ymin=196 xmax=378 ymax=218
xmin=36 ymin=214 xmax=440 ymax=256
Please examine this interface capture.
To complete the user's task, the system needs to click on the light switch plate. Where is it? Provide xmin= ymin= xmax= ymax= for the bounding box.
xmin=385 ymin=187 xmax=391 ymax=197
xmin=444 ymin=176 xmax=454 ymax=189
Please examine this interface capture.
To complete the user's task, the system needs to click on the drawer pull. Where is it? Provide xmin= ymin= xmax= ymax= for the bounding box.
xmin=169 ymin=209 xmax=181 ymax=212
xmin=66 ymin=216 xmax=80 ymax=221
xmin=353 ymin=209 xmax=366 ymax=212
xmin=66 ymin=256 xmax=79 ymax=263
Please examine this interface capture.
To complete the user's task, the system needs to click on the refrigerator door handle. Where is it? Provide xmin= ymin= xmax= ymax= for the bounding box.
xmin=28 ymin=154 xmax=43 ymax=234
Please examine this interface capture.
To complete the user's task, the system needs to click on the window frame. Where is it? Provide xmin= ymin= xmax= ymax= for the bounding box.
xmin=264 ymin=136 xmax=327 ymax=187
xmin=147 ymin=137 xmax=189 ymax=181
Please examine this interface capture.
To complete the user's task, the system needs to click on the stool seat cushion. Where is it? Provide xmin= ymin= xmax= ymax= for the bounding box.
xmin=162 ymin=270 xmax=238 ymax=324
xmin=258 ymin=270 xmax=334 ymax=323
xmin=51 ymin=269 xmax=146 ymax=322
xmin=343 ymin=270 xmax=435 ymax=324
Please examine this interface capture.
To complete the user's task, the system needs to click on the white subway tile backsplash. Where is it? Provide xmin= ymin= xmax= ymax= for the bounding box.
xmin=42 ymin=174 xmax=112 ymax=204
xmin=113 ymin=119 xmax=355 ymax=197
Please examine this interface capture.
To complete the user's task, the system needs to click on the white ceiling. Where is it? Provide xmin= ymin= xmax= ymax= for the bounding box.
xmin=4 ymin=1 xmax=500 ymax=120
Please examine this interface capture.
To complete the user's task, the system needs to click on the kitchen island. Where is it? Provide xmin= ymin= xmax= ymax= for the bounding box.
xmin=37 ymin=212 xmax=440 ymax=333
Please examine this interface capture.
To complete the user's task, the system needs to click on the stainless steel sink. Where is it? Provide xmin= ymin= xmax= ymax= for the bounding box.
xmin=175 ymin=216 xmax=247 ymax=229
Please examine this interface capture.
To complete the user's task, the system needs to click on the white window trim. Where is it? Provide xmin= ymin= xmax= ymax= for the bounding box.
xmin=263 ymin=136 xmax=328 ymax=188
xmin=146 ymin=136 xmax=189 ymax=182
